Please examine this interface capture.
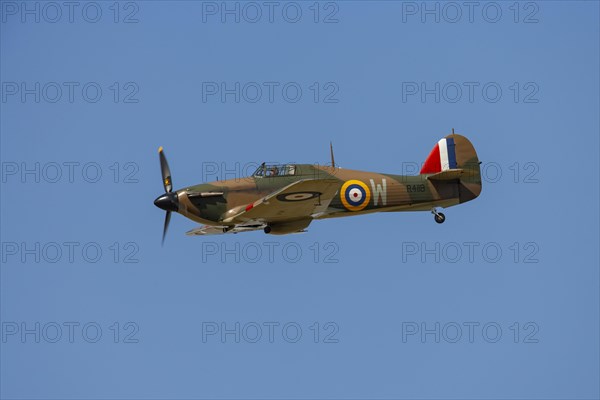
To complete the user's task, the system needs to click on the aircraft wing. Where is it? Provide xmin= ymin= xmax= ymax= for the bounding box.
xmin=223 ymin=179 xmax=341 ymax=225
xmin=186 ymin=223 xmax=266 ymax=236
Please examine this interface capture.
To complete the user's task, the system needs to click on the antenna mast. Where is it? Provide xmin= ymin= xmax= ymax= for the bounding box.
xmin=330 ymin=142 xmax=336 ymax=168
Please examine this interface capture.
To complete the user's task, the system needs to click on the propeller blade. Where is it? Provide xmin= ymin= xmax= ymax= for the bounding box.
xmin=158 ymin=146 xmax=172 ymax=193
xmin=162 ymin=211 xmax=171 ymax=246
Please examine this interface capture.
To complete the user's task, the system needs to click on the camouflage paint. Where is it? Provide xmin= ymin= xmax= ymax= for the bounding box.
xmin=164 ymin=134 xmax=482 ymax=233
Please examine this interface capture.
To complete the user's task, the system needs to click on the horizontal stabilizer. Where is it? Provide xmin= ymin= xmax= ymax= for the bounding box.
xmin=427 ymin=168 xmax=464 ymax=181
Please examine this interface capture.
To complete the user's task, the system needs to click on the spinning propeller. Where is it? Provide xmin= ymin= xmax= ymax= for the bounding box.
xmin=154 ymin=147 xmax=179 ymax=245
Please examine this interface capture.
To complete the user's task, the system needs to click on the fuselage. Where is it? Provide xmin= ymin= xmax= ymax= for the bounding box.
xmin=172 ymin=164 xmax=480 ymax=227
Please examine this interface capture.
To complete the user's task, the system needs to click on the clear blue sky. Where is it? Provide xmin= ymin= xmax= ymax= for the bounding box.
xmin=1 ymin=1 xmax=599 ymax=399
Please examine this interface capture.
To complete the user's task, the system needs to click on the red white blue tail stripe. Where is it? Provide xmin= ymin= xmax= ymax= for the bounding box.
xmin=420 ymin=137 xmax=458 ymax=174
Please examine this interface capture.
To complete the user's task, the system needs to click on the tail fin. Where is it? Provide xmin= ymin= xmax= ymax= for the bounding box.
xmin=420 ymin=134 xmax=482 ymax=202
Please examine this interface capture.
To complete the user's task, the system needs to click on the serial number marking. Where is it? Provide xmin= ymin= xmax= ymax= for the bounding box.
xmin=406 ymin=184 xmax=426 ymax=193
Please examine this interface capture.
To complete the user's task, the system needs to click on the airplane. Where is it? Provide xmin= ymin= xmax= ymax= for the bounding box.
xmin=154 ymin=131 xmax=482 ymax=242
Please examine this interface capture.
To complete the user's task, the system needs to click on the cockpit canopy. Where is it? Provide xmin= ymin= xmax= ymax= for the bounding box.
xmin=252 ymin=163 xmax=296 ymax=177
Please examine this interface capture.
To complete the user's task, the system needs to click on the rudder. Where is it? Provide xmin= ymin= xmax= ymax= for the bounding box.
xmin=420 ymin=133 xmax=482 ymax=202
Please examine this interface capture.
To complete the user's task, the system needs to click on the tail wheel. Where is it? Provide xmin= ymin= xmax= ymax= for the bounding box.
xmin=434 ymin=213 xmax=446 ymax=224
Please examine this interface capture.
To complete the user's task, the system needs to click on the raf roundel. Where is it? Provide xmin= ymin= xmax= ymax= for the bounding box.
xmin=341 ymin=180 xmax=371 ymax=211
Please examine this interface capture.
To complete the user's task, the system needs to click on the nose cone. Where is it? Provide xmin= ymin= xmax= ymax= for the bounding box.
xmin=154 ymin=192 xmax=179 ymax=212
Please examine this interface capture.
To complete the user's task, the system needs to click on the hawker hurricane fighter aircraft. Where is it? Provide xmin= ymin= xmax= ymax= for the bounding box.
xmin=154 ymin=132 xmax=482 ymax=241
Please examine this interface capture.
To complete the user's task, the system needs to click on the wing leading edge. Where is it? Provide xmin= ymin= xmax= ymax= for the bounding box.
xmin=224 ymin=178 xmax=340 ymax=224
xmin=186 ymin=179 xmax=340 ymax=236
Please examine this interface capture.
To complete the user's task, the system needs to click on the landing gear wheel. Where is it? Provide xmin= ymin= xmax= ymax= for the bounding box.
xmin=434 ymin=212 xmax=446 ymax=224
xmin=264 ymin=226 xmax=272 ymax=234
